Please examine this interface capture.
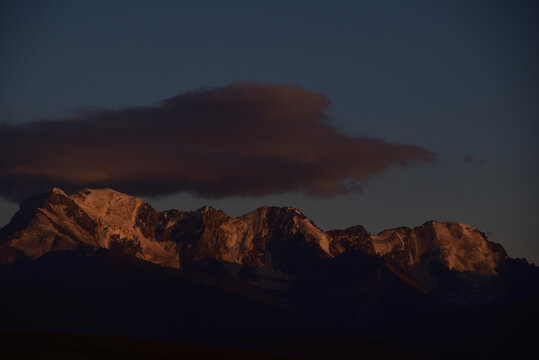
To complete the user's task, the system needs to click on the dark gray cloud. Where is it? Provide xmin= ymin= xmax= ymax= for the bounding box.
xmin=462 ymin=156 xmax=487 ymax=165
xmin=0 ymin=82 xmax=435 ymax=201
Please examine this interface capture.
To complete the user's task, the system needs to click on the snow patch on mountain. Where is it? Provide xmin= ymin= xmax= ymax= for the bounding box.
xmin=368 ymin=221 xmax=505 ymax=275
xmin=71 ymin=188 xmax=144 ymax=245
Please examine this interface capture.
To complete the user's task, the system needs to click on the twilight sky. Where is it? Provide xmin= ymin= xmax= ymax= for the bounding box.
xmin=1 ymin=0 xmax=538 ymax=262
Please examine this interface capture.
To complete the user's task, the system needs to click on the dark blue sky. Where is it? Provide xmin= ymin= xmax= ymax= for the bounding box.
xmin=1 ymin=0 xmax=538 ymax=262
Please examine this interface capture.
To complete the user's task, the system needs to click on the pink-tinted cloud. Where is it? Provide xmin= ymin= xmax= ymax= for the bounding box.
xmin=0 ymin=82 xmax=435 ymax=201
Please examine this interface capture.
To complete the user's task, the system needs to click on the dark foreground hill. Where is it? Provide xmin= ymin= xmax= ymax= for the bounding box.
xmin=1 ymin=249 xmax=537 ymax=359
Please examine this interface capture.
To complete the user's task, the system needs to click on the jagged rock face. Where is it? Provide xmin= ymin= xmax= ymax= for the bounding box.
xmin=0 ymin=188 xmax=333 ymax=274
xmin=327 ymin=225 xmax=371 ymax=256
xmin=0 ymin=187 xmax=508 ymax=278
xmin=1 ymin=188 xmax=181 ymax=268
xmin=369 ymin=222 xmax=508 ymax=275
xmin=327 ymin=222 xmax=507 ymax=275
xmin=0 ymin=189 xmax=95 ymax=260
xmin=168 ymin=205 xmax=332 ymax=274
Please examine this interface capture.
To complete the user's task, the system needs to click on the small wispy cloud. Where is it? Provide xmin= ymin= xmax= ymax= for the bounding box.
xmin=462 ymin=156 xmax=487 ymax=165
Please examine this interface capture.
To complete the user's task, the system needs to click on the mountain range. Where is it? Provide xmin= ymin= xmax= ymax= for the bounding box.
xmin=1 ymin=187 xmax=538 ymax=358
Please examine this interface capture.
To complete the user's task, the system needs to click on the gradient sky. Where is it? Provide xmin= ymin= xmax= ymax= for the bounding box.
xmin=1 ymin=0 xmax=538 ymax=262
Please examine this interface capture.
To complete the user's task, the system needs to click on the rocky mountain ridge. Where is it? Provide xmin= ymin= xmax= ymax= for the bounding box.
xmin=1 ymin=187 xmax=510 ymax=276
xmin=1 ymin=187 xmax=538 ymax=334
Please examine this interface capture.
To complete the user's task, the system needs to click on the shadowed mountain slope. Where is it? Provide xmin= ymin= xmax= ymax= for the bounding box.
xmin=1 ymin=187 xmax=537 ymax=336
